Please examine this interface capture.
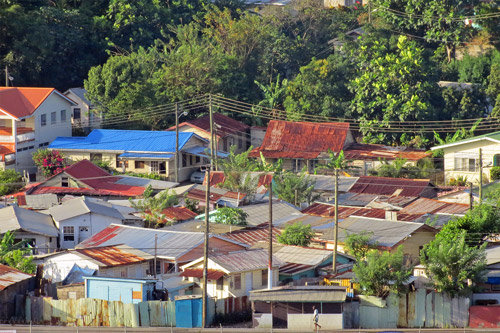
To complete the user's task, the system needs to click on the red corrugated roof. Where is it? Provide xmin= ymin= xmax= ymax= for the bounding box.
xmin=168 ymin=113 xmax=249 ymax=138
xmin=0 ymin=87 xmax=74 ymax=119
xmin=0 ymin=263 xmax=33 ymax=291
xmin=399 ymin=198 xmax=469 ymax=215
xmin=76 ymin=246 xmax=147 ymax=267
xmin=161 ymin=206 xmax=198 ymax=222
xmin=249 ymin=120 xmax=350 ymax=159
xmin=344 ymin=143 xmax=430 ymax=161
xmin=181 ymin=268 xmax=225 ymax=280
xmin=205 ymin=172 xmax=272 ymax=194
xmin=81 ymin=225 xmax=122 ymax=247
xmin=186 ymin=189 xmax=224 ymax=203
xmin=349 ymin=176 xmax=437 ymax=197
xmin=28 ymin=160 xmax=144 ymax=197
xmin=223 ymin=227 xmax=281 ymax=246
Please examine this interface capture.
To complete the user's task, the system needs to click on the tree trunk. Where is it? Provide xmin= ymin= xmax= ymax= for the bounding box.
xmin=446 ymin=44 xmax=456 ymax=63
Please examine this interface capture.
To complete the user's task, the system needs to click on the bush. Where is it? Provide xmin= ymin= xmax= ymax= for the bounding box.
xmin=213 ymin=207 xmax=248 ymax=225
xmin=277 ymin=222 xmax=315 ymax=246
xmin=491 ymin=167 xmax=500 ymax=181
xmin=32 ymin=149 xmax=67 ymax=177
xmin=449 ymin=175 xmax=468 ymax=186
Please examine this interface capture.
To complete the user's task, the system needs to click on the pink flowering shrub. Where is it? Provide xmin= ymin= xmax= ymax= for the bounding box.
xmin=32 ymin=149 xmax=67 ymax=177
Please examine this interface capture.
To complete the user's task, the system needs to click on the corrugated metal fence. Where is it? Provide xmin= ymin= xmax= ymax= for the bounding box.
xmin=358 ymin=289 xmax=470 ymax=328
xmin=17 ymin=296 xmax=176 ymax=327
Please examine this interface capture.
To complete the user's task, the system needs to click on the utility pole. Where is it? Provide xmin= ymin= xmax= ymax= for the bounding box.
xmin=213 ymin=122 xmax=218 ymax=171
xmin=209 ymin=95 xmax=215 ymax=166
xmin=175 ymin=102 xmax=179 ymax=183
xmin=479 ymin=148 xmax=483 ymax=202
xmin=469 ymin=182 xmax=473 ymax=210
xmin=268 ymin=183 xmax=273 ymax=289
xmin=5 ymin=66 xmax=8 ymax=87
xmin=153 ymin=234 xmax=157 ymax=279
xmin=202 ymin=165 xmax=211 ymax=328
xmin=332 ymin=168 xmax=339 ymax=275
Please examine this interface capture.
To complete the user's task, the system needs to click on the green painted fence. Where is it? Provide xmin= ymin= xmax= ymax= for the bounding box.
xmin=17 ymin=296 xmax=176 ymax=327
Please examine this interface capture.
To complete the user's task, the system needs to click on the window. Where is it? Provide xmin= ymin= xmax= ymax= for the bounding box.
xmin=149 ymin=260 xmax=161 ymax=275
xmin=90 ymin=153 xmax=102 ymax=162
xmin=63 ymin=226 xmax=74 ymax=242
xmin=217 ymin=277 xmax=224 ymax=290
xmin=454 ymin=157 xmax=477 ymax=172
xmin=233 ymin=273 xmax=241 ymax=290
xmin=73 ymin=108 xmax=81 ymax=120
xmin=135 ymin=161 xmax=145 ymax=169
xmin=261 ymin=269 xmax=268 ymax=286
xmin=28 ymin=146 xmax=34 ymax=150
xmin=494 ymin=154 xmax=500 ymax=167
xmin=60 ymin=110 xmax=66 ymax=122
xmin=150 ymin=161 xmax=159 ymax=173
xmin=61 ymin=176 xmax=69 ymax=187
xmin=40 ymin=114 xmax=46 ymax=127
xmin=116 ymin=158 xmax=128 ymax=168
xmin=238 ymin=138 xmax=243 ymax=149
xmin=38 ymin=142 xmax=49 ymax=148
xmin=182 ymin=154 xmax=187 ymax=167
xmin=195 ymin=156 xmax=200 ymax=164
xmin=51 ymin=112 xmax=56 ymax=124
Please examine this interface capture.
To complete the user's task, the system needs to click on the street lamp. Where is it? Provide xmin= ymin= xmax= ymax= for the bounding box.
xmin=175 ymin=104 xmax=188 ymax=183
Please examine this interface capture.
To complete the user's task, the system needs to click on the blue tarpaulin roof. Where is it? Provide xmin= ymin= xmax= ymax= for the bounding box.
xmin=49 ymin=129 xmax=202 ymax=153
xmin=119 ymin=153 xmax=174 ymax=160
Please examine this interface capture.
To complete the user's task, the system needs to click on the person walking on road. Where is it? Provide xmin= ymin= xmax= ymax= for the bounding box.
xmin=312 ymin=305 xmax=321 ymax=331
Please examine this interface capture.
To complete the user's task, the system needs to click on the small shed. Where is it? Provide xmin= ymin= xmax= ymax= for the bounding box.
xmin=84 ymin=276 xmax=157 ymax=304
xmin=250 ymin=286 xmax=346 ymax=330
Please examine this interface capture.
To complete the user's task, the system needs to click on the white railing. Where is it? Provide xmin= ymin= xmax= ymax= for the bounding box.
xmin=0 ymin=135 xmax=12 ymax=142
xmin=17 ymin=131 xmax=35 ymax=143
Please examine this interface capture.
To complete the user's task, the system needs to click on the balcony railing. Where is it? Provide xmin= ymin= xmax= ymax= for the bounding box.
xmin=0 ymin=127 xmax=35 ymax=143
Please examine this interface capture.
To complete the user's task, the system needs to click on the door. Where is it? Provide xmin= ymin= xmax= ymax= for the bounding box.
xmin=245 ymin=272 xmax=253 ymax=294
xmin=159 ymin=161 xmax=166 ymax=174
xmin=272 ymin=302 xmax=288 ymax=328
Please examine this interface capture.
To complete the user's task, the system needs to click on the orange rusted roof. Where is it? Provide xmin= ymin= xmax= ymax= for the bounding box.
xmin=344 ymin=143 xmax=431 ymax=161
xmin=0 ymin=263 xmax=32 ymax=291
xmin=399 ymin=197 xmax=469 ymax=215
xmin=181 ymin=268 xmax=225 ymax=280
xmin=75 ymin=245 xmax=149 ymax=267
xmin=249 ymin=120 xmax=350 ymax=159
xmin=0 ymin=87 xmax=75 ymax=119
xmin=161 ymin=206 xmax=198 ymax=222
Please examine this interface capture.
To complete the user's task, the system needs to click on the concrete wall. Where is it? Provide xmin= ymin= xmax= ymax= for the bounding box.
xmin=57 ymin=283 xmax=85 ymax=300
xmin=252 ymin=313 xmax=272 ymax=328
xmin=288 ymin=313 xmax=343 ymax=330
xmin=41 ymin=252 xmax=100 ymax=283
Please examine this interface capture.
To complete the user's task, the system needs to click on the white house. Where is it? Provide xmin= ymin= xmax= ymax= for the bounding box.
xmin=0 ymin=205 xmax=58 ymax=254
xmin=48 ymin=196 xmax=143 ymax=249
xmin=36 ymin=244 xmax=153 ymax=283
xmin=181 ymin=249 xmax=283 ymax=300
xmin=64 ymin=88 xmax=101 ymax=134
xmin=0 ymin=87 xmax=76 ymax=174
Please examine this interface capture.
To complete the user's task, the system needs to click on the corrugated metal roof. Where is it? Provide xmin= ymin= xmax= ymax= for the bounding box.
xmin=77 ymin=224 xmax=244 ymax=260
xmin=209 ymin=249 xmax=283 ymax=273
xmin=75 ymin=245 xmax=152 ymax=267
xmin=115 ymin=176 xmax=178 ymax=190
xmin=183 ymin=146 xmax=228 ymax=158
xmin=485 ymin=246 xmax=500 ymax=266
xmin=163 ymin=220 xmax=246 ymax=234
xmin=399 ymin=198 xmax=469 ymax=215
xmin=49 ymin=129 xmax=199 ymax=153
xmin=249 ymin=286 xmax=346 ymax=302
xmin=205 ymin=171 xmax=273 ymax=194
xmin=180 ymin=268 xmax=225 ymax=280
xmin=344 ymin=143 xmax=430 ymax=161
xmin=0 ymin=205 xmax=58 ymax=237
xmin=25 ymin=193 xmax=58 ymax=209
xmin=274 ymin=246 xmax=332 ymax=266
xmin=309 ymin=175 xmax=359 ymax=193
xmin=65 ymin=87 xmax=92 ymax=107
xmin=119 ymin=153 xmax=173 ymax=159
xmin=240 ymin=201 xmax=301 ymax=226
xmin=279 ymin=262 xmax=315 ymax=275
xmin=249 ymin=120 xmax=350 ymax=159
xmin=161 ymin=206 xmax=198 ymax=222
xmin=320 ymin=216 xmax=437 ymax=248
xmin=223 ymin=227 xmax=281 ymax=246
xmin=169 ymin=113 xmax=250 ymax=138
xmin=349 ymin=176 xmax=437 ymax=197
xmin=0 ymin=263 xmax=33 ymax=291
xmin=49 ymin=196 xmax=127 ymax=221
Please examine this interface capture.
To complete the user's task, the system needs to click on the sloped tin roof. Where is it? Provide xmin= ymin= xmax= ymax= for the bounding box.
xmin=349 ymin=176 xmax=436 ymax=197
xmin=250 ymin=120 xmax=350 ymax=159
xmin=0 ymin=205 xmax=58 ymax=237
xmin=0 ymin=263 xmax=32 ymax=291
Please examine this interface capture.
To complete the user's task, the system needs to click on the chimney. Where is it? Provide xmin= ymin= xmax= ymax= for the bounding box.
xmin=385 ymin=209 xmax=397 ymax=221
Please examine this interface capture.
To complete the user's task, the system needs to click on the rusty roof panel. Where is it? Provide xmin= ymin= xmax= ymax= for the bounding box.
xmin=186 ymin=189 xmax=223 ymax=203
xmin=181 ymin=268 xmax=225 ymax=280
xmin=161 ymin=207 xmax=198 ymax=222
xmin=210 ymin=249 xmax=283 ymax=273
xmin=344 ymin=143 xmax=430 ymax=161
xmin=0 ymin=263 xmax=32 ymax=291
xmin=349 ymin=176 xmax=437 ymax=197
xmin=250 ymin=120 xmax=350 ymax=159
xmin=399 ymin=198 xmax=469 ymax=215
xmin=223 ymin=227 xmax=281 ymax=246
xmin=75 ymin=245 xmax=148 ymax=267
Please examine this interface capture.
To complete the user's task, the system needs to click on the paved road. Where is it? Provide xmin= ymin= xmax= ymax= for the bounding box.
xmin=2 ymin=326 xmax=500 ymax=333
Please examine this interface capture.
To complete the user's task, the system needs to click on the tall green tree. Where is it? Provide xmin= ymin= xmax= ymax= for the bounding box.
xmin=273 ymin=171 xmax=318 ymax=205
xmin=371 ymin=0 xmax=479 ymax=62
xmin=0 ymin=231 xmax=36 ymax=274
xmin=130 ymin=186 xmax=179 ymax=227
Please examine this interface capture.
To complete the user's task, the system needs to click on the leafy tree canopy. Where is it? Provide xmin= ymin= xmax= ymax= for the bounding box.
xmin=277 ymin=222 xmax=315 ymax=247
xmin=273 ymin=171 xmax=318 ymax=206
xmin=213 ymin=207 xmax=248 ymax=225
xmin=0 ymin=231 xmax=36 ymax=274
xmin=130 ymin=186 xmax=179 ymax=228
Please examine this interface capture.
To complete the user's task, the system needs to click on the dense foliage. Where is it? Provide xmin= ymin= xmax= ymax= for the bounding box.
xmin=32 ymin=150 xmax=68 ymax=177
xmin=212 ymin=207 xmax=248 ymax=225
xmin=130 ymin=186 xmax=179 ymax=228
xmin=0 ymin=170 xmax=23 ymax=196
xmin=277 ymin=222 xmax=315 ymax=247
xmin=0 ymin=231 xmax=36 ymax=274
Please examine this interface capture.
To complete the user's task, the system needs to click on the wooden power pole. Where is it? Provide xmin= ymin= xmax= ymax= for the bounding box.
xmin=332 ymin=168 xmax=339 ymax=275
xmin=202 ymin=166 xmax=211 ymax=328
xmin=268 ymin=184 xmax=273 ymax=289
xmin=479 ymin=148 xmax=483 ymax=202
xmin=175 ymin=102 xmax=179 ymax=183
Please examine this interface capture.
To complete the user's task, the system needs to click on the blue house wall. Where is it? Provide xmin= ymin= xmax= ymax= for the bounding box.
xmin=84 ymin=277 xmax=156 ymax=304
